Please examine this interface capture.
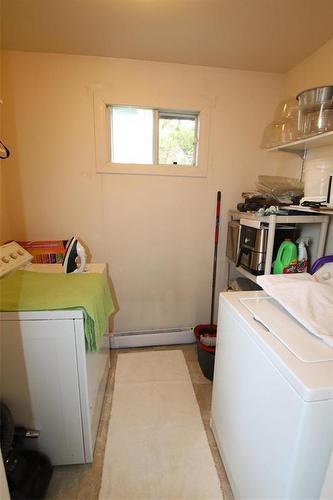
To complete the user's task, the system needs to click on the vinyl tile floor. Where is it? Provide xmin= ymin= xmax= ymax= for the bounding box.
xmin=46 ymin=344 xmax=234 ymax=500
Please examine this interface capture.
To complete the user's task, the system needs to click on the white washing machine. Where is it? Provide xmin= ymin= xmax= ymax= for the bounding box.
xmin=211 ymin=291 xmax=333 ymax=500
xmin=0 ymin=242 xmax=111 ymax=466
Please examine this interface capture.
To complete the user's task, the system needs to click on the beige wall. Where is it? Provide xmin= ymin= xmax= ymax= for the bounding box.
xmin=271 ymin=38 xmax=333 ymax=180
xmin=2 ymin=51 xmax=284 ymax=331
xmin=284 ymin=38 xmax=333 ymax=97
xmin=0 ymin=27 xmax=13 ymax=243
xmin=2 ymin=42 xmax=332 ymax=331
xmin=0 ymin=58 xmax=13 ymax=242
xmin=282 ymin=38 xmax=333 ymax=254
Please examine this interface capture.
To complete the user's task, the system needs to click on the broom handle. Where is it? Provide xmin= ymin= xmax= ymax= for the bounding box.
xmin=210 ymin=191 xmax=221 ymax=325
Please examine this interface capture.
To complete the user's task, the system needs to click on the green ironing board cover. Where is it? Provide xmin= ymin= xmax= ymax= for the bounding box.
xmin=0 ymin=270 xmax=115 ymax=352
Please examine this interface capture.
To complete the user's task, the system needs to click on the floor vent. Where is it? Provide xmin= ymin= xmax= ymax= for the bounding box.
xmin=110 ymin=327 xmax=195 ymax=349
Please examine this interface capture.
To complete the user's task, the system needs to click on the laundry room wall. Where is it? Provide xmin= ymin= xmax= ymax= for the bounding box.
xmin=0 ymin=33 xmax=10 ymax=496
xmin=282 ymin=38 xmax=333 ymax=255
xmin=267 ymin=38 xmax=333 ymax=182
xmin=284 ymin=38 xmax=333 ymax=97
xmin=1 ymin=51 xmax=284 ymax=331
xmin=0 ymin=40 xmax=13 ymax=244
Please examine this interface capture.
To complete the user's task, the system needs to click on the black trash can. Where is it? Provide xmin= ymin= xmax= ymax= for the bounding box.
xmin=194 ymin=324 xmax=216 ymax=381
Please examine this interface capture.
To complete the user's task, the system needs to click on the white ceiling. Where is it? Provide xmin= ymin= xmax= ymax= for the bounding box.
xmin=2 ymin=0 xmax=333 ymax=73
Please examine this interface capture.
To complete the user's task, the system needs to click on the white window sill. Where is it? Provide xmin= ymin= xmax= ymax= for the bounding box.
xmin=96 ymin=162 xmax=207 ymax=177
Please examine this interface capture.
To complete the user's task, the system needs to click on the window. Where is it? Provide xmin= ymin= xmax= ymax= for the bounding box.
xmin=93 ymin=89 xmax=211 ymax=177
xmin=159 ymin=111 xmax=198 ymax=166
xmin=109 ymin=106 xmax=198 ymax=166
xmin=111 ymin=107 xmax=154 ymax=165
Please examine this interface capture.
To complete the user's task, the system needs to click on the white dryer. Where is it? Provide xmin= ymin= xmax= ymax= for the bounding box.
xmin=0 ymin=243 xmax=111 ymax=466
xmin=211 ymin=291 xmax=333 ymax=500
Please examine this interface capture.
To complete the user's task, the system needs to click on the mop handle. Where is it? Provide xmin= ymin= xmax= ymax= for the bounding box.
xmin=210 ymin=191 xmax=221 ymax=325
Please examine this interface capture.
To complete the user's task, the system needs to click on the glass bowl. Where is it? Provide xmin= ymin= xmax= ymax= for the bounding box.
xmin=261 ymin=118 xmax=298 ymax=149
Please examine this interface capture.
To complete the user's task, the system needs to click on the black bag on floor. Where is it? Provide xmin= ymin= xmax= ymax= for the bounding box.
xmin=0 ymin=402 xmax=53 ymax=499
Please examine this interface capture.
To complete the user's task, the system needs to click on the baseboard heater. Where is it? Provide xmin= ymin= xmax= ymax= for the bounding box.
xmin=110 ymin=327 xmax=195 ymax=349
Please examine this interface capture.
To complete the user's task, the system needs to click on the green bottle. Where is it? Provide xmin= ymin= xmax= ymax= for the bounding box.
xmin=273 ymin=239 xmax=298 ymax=274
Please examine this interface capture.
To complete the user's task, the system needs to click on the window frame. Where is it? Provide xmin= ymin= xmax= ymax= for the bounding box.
xmin=93 ymin=89 xmax=212 ymax=177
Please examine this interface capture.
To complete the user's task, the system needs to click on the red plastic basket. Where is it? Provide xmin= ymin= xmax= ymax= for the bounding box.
xmin=194 ymin=324 xmax=217 ymax=354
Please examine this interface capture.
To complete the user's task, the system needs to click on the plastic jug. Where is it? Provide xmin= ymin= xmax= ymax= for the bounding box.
xmin=273 ymin=239 xmax=297 ymax=274
xmin=296 ymin=238 xmax=309 ymax=273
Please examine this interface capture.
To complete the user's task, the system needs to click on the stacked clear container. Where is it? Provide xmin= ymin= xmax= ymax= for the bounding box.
xmin=261 ymin=85 xmax=333 ymax=149
xmin=261 ymin=99 xmax=300 ymax=148
xmin=297 ymin=86 xmax=333 ymax=138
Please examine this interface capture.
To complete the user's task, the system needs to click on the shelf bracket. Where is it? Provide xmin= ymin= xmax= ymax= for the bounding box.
xmin=280 ymin=147 xmax=306 ymax=159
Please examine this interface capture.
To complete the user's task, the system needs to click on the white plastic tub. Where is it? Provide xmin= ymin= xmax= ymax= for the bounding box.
xmin=303 ymin=157 xmax=333 ymax=200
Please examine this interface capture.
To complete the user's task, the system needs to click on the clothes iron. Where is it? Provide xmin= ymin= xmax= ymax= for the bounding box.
xmin=62 ymin=237 xmax=87 ymax=273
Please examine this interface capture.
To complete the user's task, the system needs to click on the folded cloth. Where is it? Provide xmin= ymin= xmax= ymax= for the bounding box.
xmin=257 ymin=269 xmax=333 ymax=348
xmin=0 ymin=270 xmax=115 ymax=352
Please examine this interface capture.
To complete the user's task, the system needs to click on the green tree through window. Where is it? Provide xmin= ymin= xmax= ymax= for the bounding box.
xmin=159 ymin=118 xmax=196 ymax=165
